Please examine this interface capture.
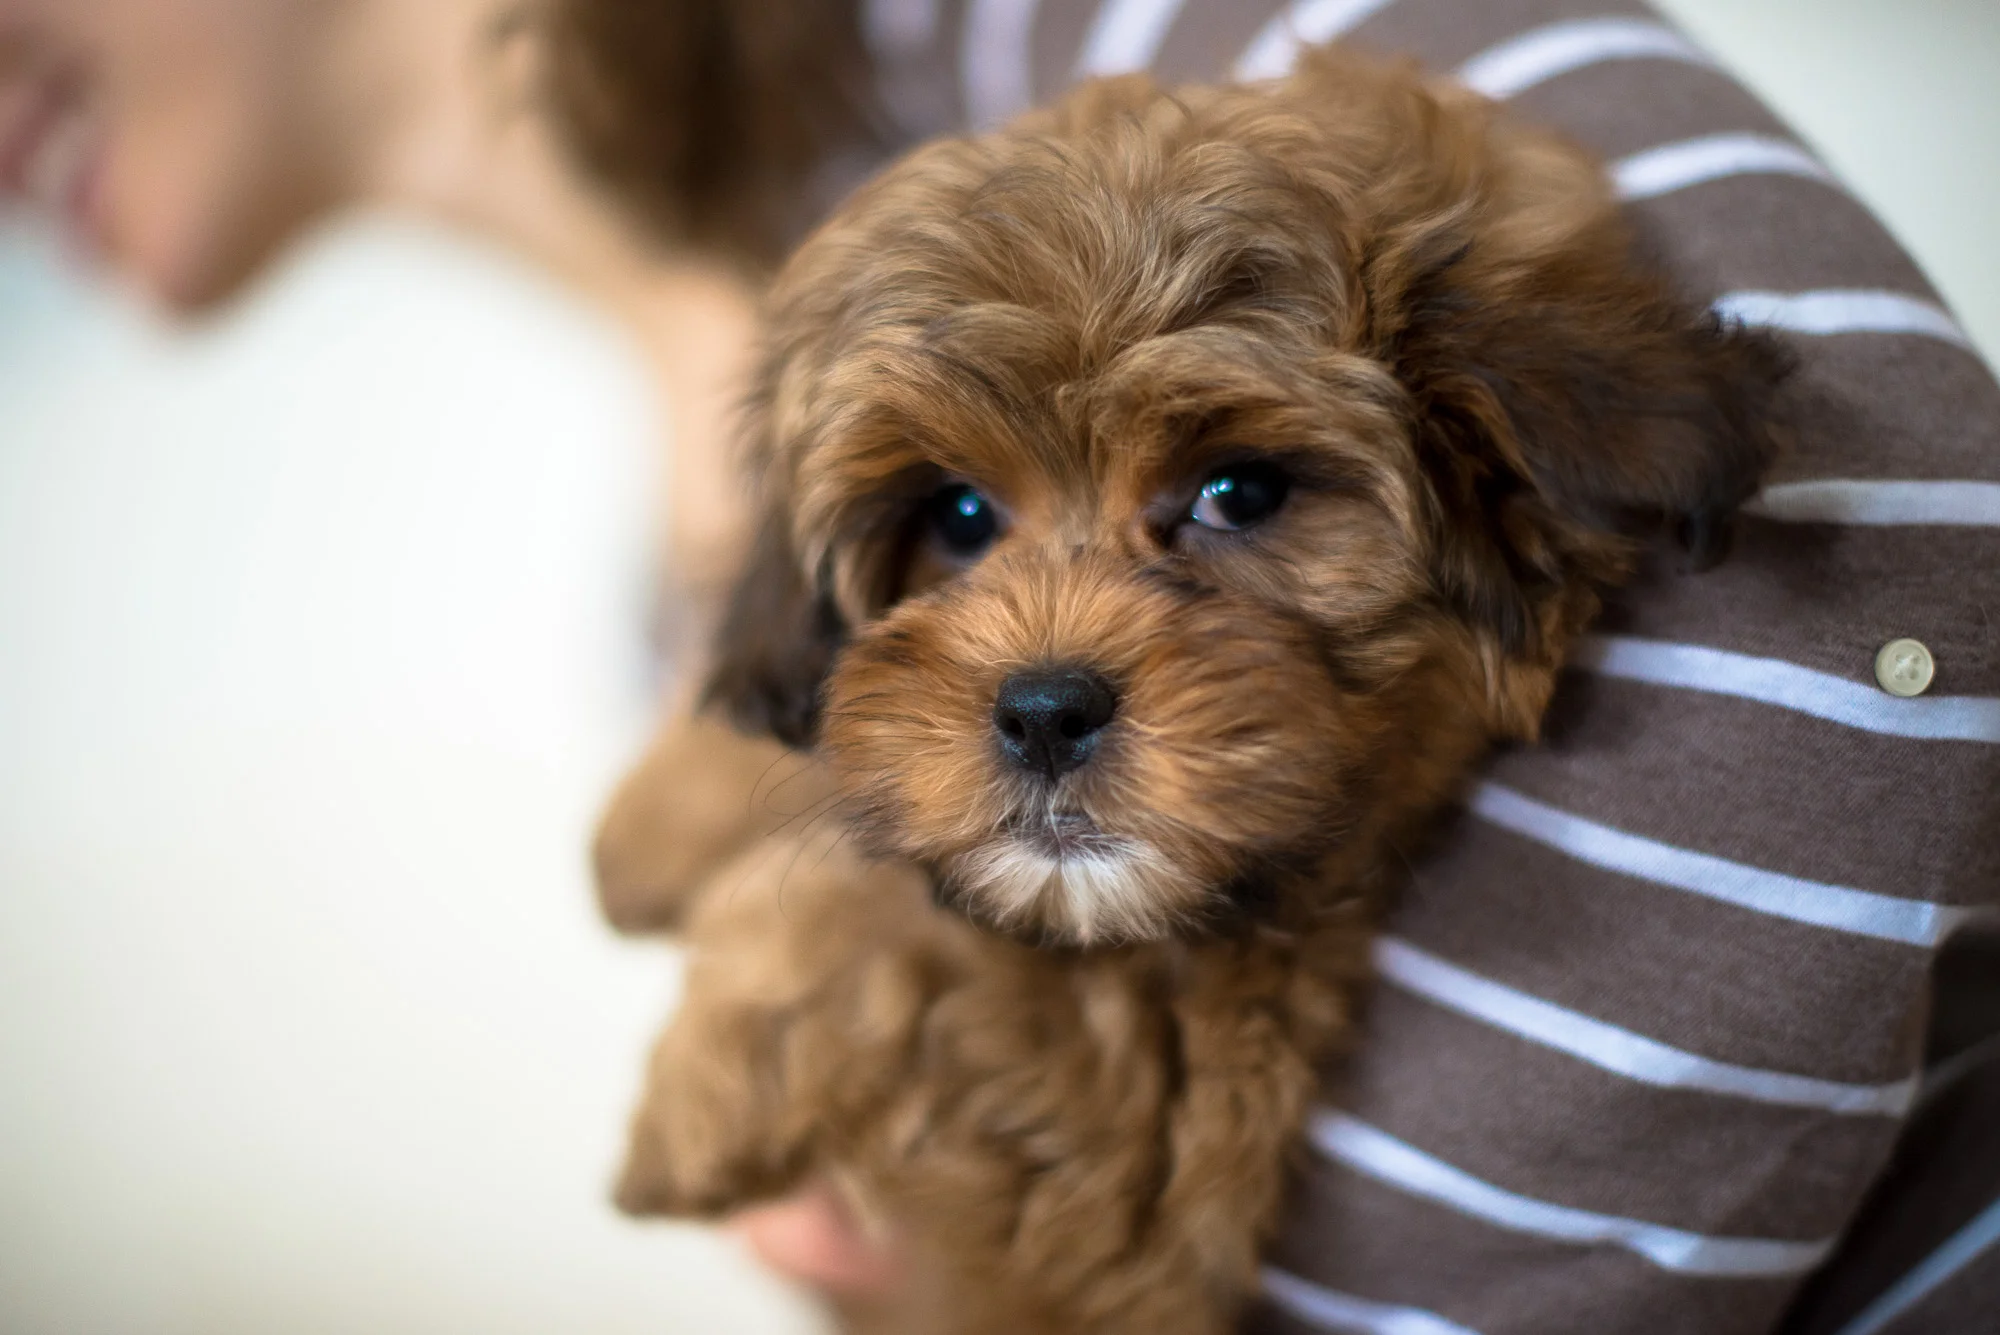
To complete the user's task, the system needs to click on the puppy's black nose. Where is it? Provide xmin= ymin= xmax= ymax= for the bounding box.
xmin=992 ymin=668 xmax=1118 ymax=780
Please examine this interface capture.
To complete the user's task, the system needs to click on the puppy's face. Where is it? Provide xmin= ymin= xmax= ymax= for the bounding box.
xmin=710 ymin=55 xmax=1785 ymax=945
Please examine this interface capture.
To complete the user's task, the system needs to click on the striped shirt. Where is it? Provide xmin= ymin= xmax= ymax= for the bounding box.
xmin=854 ymin=2 xmax=2000 ymax=1332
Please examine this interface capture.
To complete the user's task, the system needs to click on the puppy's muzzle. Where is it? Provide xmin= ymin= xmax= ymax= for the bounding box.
xmin=992 ymin=667 xmax=1118 ymax=781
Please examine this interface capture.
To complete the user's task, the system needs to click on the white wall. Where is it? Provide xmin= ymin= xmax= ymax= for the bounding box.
xmin=1656 ymin=0 xmax=2000 ymax=358
xmin=1 ymin=4 xmax=1994 ymax=1333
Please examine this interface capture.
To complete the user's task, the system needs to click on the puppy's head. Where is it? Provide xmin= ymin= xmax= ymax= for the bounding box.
xmin=708 ymin=52 xmax=1786 ymax=945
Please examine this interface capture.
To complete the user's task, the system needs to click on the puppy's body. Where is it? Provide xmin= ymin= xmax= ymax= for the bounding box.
xmin=626 ymin=828 xmax=1358 ymax=1334
xmin=619 ymin=48 xmax=1787 ymax=1333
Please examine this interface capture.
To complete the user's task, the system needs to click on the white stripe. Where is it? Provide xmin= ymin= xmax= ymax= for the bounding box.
xmin=1374 ymin=937 xmax=1917 ymax=1115
xmin=1075 ymin=0 xmax=1186 ymax=76
xmin=1260 ymin=1267 xmax=1483 ymax=1335
xmin=1575 ymin=635 xmax=2000 ymax=744
xmin=863 ymin=0 xmax=940 ymax=55
xmin=1714 ymin=289 xmax=1976 ymax=350
xmin=1469 ymin=782 xmax=1976 ymax=947
xmin=1834 ymin=1194 xmax=2000 ymax=1335
xmin=962 ymin=0 xmax=1044 ymax=130
xmin=1746 ymin=479 xmax=2000 ymax=527
xmin=1312 ymin=1112 xmax=1836 ymax=1276
xmin=1611 ymin=133 xmax=1833 ymax=201
xmin=1233 ymin=0 xmax=1400 ymax=81
xmin=1458 ymin=18 xmax=1715 ymax=100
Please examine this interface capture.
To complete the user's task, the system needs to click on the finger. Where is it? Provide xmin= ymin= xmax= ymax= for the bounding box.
xmin=731 ymin=1192 xmax=903 ymax=1299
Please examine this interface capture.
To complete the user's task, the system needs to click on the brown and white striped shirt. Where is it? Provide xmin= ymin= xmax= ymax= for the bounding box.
xmin=852 ymin=2 xmax=2000 ymax=1332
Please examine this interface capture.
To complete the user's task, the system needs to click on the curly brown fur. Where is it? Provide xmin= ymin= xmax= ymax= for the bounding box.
xmin=542 ymin=0 xmax=881 ymax=268
xmin=619 ymin=46 xmax=1788 ymax=1333
xmin=592 ymin=693 xmax=837 ymax=933
xmin=622 ymin=823 xmax=1362 ymax=1335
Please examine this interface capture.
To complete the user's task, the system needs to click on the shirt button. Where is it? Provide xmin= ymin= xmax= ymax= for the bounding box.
xmin=1875 ymin=638 xmax=1936 ymax=697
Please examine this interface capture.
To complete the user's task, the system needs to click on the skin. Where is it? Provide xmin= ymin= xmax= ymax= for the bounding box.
xmin=735 ymin=1190 xmax=904 ymax=1299
xmin=0 ymin=0 xmax=866 ymax=1299
xmin=1 ymin=0 xmax=349 ymax=308
xmin=1 ymin=0 xmax=586 ymax=309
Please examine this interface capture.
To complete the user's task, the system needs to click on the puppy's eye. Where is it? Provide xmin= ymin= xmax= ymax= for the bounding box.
xmin=925 ymin=483 xmax=1002 ymax=558
xmin=1190 ymin=462 xmax=1291 ymax=531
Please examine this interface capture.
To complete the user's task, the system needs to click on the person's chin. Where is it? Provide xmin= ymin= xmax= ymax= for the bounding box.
xmin=103 ymin=178 xmax=315 ymax=317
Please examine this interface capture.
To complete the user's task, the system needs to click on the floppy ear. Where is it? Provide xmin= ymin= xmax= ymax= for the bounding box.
xmin=702 ymin=498 xmax=846 ymax=748
xmin=1376 ymin=211 xmax=1790 ymax=696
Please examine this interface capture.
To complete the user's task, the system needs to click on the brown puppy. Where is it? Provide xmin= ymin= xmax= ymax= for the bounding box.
xmin=618 ymin=47 xmax=1788 ymax=1334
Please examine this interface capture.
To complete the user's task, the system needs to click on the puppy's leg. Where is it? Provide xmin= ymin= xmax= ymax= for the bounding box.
xmin=592 ymin=697 xmax=838 ymax=934
xmin=866 ymin=938 xmax=1356 ymax=1335
xmin=617 ymin=830 xmax=1355 ymax=1334
xmin=614 ymin=832 xmax=942 ymax=1216
xmin=1132 ymin=937 xmax=1358 ymax=1330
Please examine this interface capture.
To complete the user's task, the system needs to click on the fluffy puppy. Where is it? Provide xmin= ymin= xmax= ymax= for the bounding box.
xmin=619 ymin=47 xmax=1788 ymax=1334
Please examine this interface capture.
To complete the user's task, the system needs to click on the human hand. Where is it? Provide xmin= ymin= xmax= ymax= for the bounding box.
xmin=729 ymin=1187 xmax=905 ymax=1302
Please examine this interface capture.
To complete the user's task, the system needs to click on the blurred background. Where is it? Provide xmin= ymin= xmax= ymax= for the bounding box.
xmin=0 ymin=1 xmax=1994 ymax=1332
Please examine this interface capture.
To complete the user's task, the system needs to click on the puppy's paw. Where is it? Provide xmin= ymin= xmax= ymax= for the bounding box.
xmin=614 ymin=1055 xmax=809 ymax=1219
xmin=593 ymin=701 xmax=837 ymax=935
xmin=614 ymin=1121 xmax=760 ymax=1219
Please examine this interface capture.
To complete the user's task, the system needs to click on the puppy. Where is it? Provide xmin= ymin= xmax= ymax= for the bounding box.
xmin=616 ymin=46 xmax=1788 ymax=1334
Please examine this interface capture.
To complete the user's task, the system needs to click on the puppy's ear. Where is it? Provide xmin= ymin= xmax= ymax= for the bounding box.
xmin=702 ymin=501 xmax=845 ymax=748
xmin=1377 ymin=208 xmax=1789 ymax=708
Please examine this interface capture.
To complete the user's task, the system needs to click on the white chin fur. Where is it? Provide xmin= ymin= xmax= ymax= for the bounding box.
xmin=954 ymin=838 xmax=1176 ymax=943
